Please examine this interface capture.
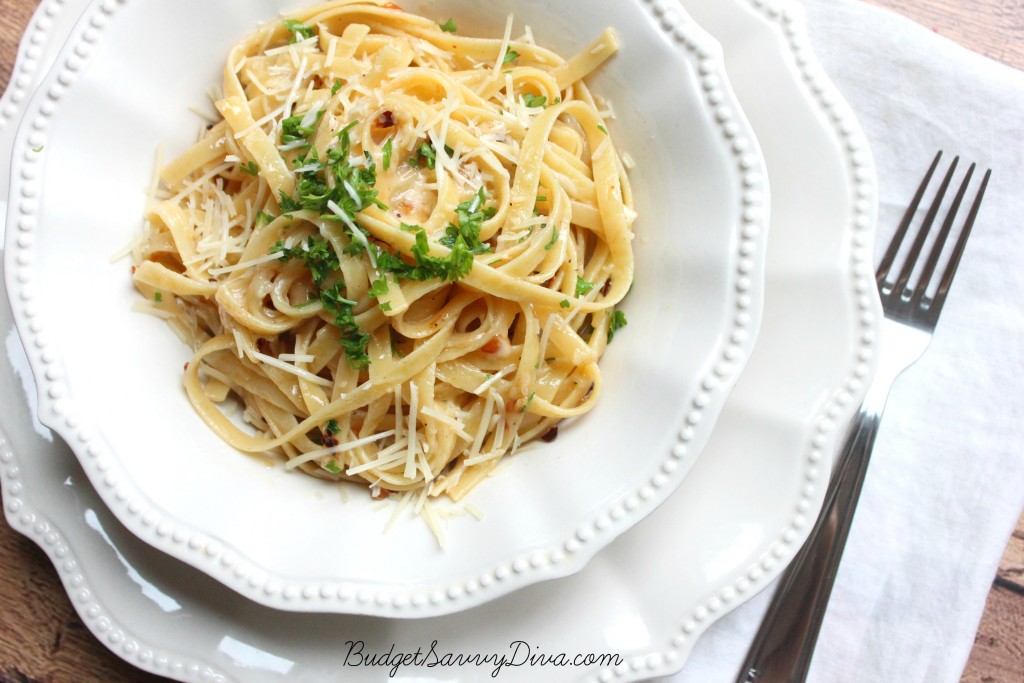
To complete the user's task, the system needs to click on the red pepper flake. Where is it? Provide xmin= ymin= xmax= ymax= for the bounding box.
xmin=481 ymin=337 xmax=502 ymax=354
xmin=370 ymin=487 xmax=391 ymax=500
xmin=375 ymin=110 xmax=396 ymax=129
xmin=541 ymin=426 xmax=559 ymax=443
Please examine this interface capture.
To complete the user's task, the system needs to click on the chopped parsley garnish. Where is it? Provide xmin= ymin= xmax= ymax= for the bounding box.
xmin=280 ymin=109 xmax=324 ymax=146
xmin=544 ymin=226 xmax=559 ymax=250
xmin=439 ymin=188 xmax=495 ymax=255
xmin=575 ymin=277 xmax=595 ymax=297
xmin=266 ymin=234 xmax=371 ymax=366
xmin=293 ymin=174 xmax=332 ymax=212
xmin=369 ymin=276 xmax=396 ymax=311
xmin=240 ymin=161 xmax=260 ymax=176
xmin=368 ymin=277 xmax=390 ymax=299
xmin=439 ymin=18 xmax=457 ymax=32
xmin=271 ymin=235 xmax=340 ymax=286
xmin=280 ymin=121 xmax=386 ymax=230
xmin=278 ymin=190 xmax=303 ymax=215
xmin=502 ymin=50 xmax=519 ymax=65
xmin=560 ymin=299 xmax=570 ymax=309
xmin=320 ymin=282 xmax=371 ymax=369
xmin=292 ymin=150 xmax=325 ymax=173
xmin=330 ymin=79 xmax=343 ymax=96
xmin=324 ymin=460 xmax=342 ymax=474
xmin=255 ymin=210 xmax=276 ymax=226
xmin=597 ymin=124 xmax=608 ymax=135
xmin=31 ymin=145 xmax=44 ymax=153
xmin=153 ymin=292 xmax=163 ymax=303
xmin=410 ymin=230 xmax=474 ymax=282
xmin=522 ymin=93 xmax=547 ymax=108
xmin=325 ymin=419 xmax=341 ymax=435
xmin=608 ymin=309 xmax=628 ymax=342
xmin=390 ymin=330 xmax=406 ymax=358
xmin=409 ymin=140 xmax=453 ymax=170
xmin=520 ymin=391 xmax=536 ymax=413
xmin=409 ymin=144 xmax=430 ymax=169
xmin=370 ymin=226 xmax=473 ymax=283
xmin=282 ymin=19 xmax=315 ymax=43
xmin=266 ymin=111 xmax=500 ymax=370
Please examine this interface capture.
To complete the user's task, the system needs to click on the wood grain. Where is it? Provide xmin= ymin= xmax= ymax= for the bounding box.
xmin=997 ymin=515 xmax=1024 ymax=587
xmin=0 ymin=0 xmax=34 ymax=94
xmin=864 ymin=0 xmax=1024 ymax=70
xmin=961 ymin=575 xmax=1024 ymax=683
xmin=0 ymin=526 xmax=168 ymax=682
xmin=0 ymin=0 xmax=1021 ymax=681
xmin=962 ymin=514 xmax=1024 ymax=682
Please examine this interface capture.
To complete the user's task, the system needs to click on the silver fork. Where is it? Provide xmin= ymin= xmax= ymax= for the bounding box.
xmin=736 ymin=151 xmax=992 ymax=683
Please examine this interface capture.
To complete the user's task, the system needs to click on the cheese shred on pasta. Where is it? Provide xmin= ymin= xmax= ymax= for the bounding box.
xmin=131 ymin=0 xmax=635 ymax=507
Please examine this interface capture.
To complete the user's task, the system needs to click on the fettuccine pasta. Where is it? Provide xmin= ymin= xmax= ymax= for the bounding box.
xmin=130 ymin=0 xmax=635 ymax=516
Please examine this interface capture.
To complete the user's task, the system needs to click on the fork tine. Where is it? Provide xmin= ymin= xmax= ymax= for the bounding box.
xmin=891 ymin=156 xmax=960 ymax=296
xmin=925 ymin=167 xmax=992 ymax=320
xmin=876 ymin=151 xmax=943 ymax=289
xmin=909 ymin=162 xmax=976 ymax=309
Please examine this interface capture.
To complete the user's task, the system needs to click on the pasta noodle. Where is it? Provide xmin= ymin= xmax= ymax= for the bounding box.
xmin=131 ymin=0 xmax=635 ymax=510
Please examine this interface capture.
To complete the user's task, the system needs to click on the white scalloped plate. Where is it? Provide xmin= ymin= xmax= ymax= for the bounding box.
xmin=0 ymin=0 xmax=878 ymax=680
xmin=0 ymin=0 xmax=86 ymax=234
xmin=3 ymin=0 xmax=768 ymax=617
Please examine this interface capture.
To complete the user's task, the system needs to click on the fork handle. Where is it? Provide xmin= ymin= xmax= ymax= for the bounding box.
xmin=735 ymin=388 xmax=886 ymax=683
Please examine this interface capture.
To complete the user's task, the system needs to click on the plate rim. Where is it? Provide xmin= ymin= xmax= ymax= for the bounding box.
xmin=638 ymin=0 xmax=882 ymax=675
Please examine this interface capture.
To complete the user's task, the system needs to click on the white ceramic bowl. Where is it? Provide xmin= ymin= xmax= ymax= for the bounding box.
xmin=3 ymin=0 xmax=767 ymax=617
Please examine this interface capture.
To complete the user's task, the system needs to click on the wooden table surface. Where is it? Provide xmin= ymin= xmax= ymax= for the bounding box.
xmin=0 ymin=1 xmax=1022 ymax=681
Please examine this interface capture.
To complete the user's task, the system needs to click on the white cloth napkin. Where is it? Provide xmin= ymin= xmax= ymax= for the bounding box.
xmin=664 ymin=1 xmax=1024 ymax=681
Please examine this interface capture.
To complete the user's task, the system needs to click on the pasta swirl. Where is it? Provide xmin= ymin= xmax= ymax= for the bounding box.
xmin=131 ymin=0 xmax=635 ymax=508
